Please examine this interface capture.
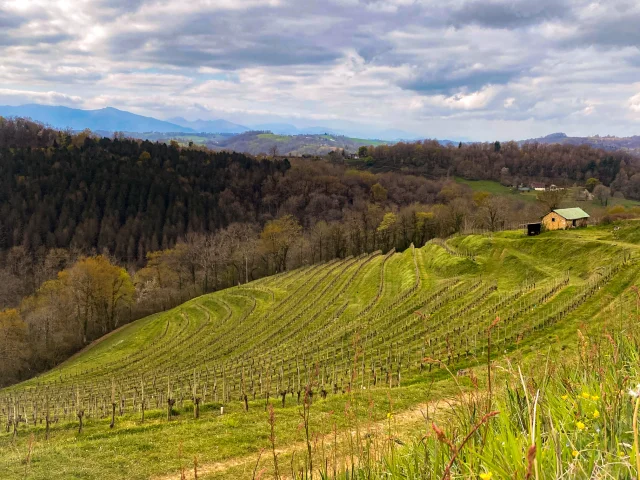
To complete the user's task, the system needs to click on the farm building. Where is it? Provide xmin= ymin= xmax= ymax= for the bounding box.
xmin=526 ymin=222 xmax=542 ymax=236
xmin=542 ymin=207 xmax=590 ymax=231
xmin=531 ymin=182 xmax=547 ymax=191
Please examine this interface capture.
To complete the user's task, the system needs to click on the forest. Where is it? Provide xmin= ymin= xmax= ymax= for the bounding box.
xmin=358 ymin=140 xmax=640 ymax=199
xmin=0 ymin=116 xmax=635 ymax=386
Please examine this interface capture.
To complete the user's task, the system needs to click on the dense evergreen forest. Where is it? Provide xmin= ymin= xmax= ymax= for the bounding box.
xmin=0 ymin=117 xmax=638 ymax=385
xmin=0 ymin=124 xmax=288 ymax=262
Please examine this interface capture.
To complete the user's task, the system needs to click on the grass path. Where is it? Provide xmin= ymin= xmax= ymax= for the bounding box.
xmin=153 ymin=394 xmax=463 ymax=480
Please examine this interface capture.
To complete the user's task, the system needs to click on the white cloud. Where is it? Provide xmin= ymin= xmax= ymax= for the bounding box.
xmin=421 ymin=86 xmax=500 ymax=111
xmin=0 ymin=88 xmax=83 ymax=105
xmin=1 ymin=0 xmax=640 ymax=139
xmin=630 ymin=93 xmax=640 ymax=113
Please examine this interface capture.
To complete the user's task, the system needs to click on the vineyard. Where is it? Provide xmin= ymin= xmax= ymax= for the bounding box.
xmin=1 ymin=226 xmax=639 ymax=479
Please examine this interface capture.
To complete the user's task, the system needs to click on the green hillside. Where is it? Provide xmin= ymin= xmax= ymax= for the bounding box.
xmin=455 ymin=177 xmax=640 ymax=211
xmin=1 ymin=224 xmax=640 ymax=479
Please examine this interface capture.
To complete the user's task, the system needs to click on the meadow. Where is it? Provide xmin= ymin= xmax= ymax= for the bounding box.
xmin=455 ymin=177 xmax=640 ymax=212
xmin=2 ymin=222 xmax=640 ymax=479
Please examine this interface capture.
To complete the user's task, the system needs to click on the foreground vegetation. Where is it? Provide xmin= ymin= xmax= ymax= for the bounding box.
xmin=1 ymin=221 xmax=639 ymax=479
xmin=340 ymin=317 xmax=640 ymax=479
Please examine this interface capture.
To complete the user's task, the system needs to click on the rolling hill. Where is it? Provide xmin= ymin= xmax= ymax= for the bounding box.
xmin=209 ymin=131 xmax=389 ymax=155
xmin=1 ymin=223 xmax=638 ymax=479
xmin=168 ymin=117 xmax=250 ymax=134
xmin=522 ymin=132 xmax=640 ymax=155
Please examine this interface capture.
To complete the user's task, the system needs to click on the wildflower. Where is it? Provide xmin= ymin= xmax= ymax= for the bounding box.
xmin=479 ymin=472 xmax=493 ymax=480
xmin=576 ymin=421 xmax=586 ymax=431
xmin=386 ymin=412 xmax=392 ymax=419
xmin=581 ymin=392 xmax=590 ymax=399
xmin=593 ymin=409 xmax=600 ymax=419
xmin=628 ymin=384 xmax=640 ymax=398
xmin=561 ymin=395 xmax=569 ymax=400
xmin=590 ymin=395 xmax=598 ymax=401
xmin=572 ymin=450 xmax=579 ymax=458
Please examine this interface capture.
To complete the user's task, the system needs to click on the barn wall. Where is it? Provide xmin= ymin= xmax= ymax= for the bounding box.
xmin=542 ymin=212 xmax=567 ymax=230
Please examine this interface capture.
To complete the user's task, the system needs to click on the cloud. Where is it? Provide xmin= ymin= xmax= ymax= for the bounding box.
xmin=563 ymin=3 xmax=640 ymax=49
xmin=449 ymin=0 xmax=573 ymax=28
xmin=0 ymin=8 xmax=26 ymax=28
xmin=630 ymin=93 xmax=640 ymax=113
xmin=421 ymin=86 xmax=501 ymax=110
xmin=1 ymin=0 xmax=640 ymax=140
xmin=401 ymin=65 xmax=522 ymax=94
xmin=0 ymin=88 xmax=83 ymax=106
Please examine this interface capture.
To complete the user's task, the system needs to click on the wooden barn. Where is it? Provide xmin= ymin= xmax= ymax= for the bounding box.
xmin=542 ymin=207 xmax=590 ymax=231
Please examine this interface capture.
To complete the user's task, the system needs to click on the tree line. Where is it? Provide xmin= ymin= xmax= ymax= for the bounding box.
xmin=356 ymin=140 xmax=640 ymax=199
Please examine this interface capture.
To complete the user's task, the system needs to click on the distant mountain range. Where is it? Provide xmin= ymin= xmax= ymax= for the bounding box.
xmin=0 ymin=104 xmax=424 ymax=141
xmin=8 ymin=104 xmax=637 ymax=151
xmin=166 ymin=118 xmax=346 ymax=136
xmin=0 ymin=104 xmax=196 ymax=133
xmin=168 ymin=117 xmax=249 ymax=134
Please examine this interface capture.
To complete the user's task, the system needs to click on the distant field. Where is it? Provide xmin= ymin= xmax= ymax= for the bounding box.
xmin=455 ymin=178 xmax=519 ymax=196
xmin=256 ymin=133 xmax=290 ymax=142
xmin=344 ymin=136 xmax=388 ymax=147
xmin=455 ymin=177 xmax=640 ymax=213
xmin=455 ymin=177 xmax=538 ymax=203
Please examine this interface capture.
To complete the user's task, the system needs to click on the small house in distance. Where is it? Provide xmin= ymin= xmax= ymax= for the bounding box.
xmin=531 ymin=182 xmax=546 ymax=191
xmin=542 ymin=208 xmax=590 ymax=231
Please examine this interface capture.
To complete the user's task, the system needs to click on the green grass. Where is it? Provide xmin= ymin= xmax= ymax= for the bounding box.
xmin=3 ymin=222 xmax=640 ymax=479
xmin=455 ymin=177 xmax=518 ymax=196
xmin=256 ymin=133 xmax=289 ymax=142
xmin=454 ymin=178 xmax=640 ymax=212
xmin=345 ymin=137 xmax=388 ymax=147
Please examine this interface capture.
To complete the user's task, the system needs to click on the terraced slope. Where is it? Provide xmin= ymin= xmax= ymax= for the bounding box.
xmin=1 ymin=227 xmax=638 ymax=479
xmin=1 ymin=230 xmax=634 ymax=426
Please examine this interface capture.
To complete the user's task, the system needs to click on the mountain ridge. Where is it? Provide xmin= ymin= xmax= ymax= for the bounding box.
xmin=167 ymin=116 xmax=250 ymax=134
xmin=0 ymin=104 xmax=196 ymax=133
xmin=0 ymin=104 xmax=422 ymax=141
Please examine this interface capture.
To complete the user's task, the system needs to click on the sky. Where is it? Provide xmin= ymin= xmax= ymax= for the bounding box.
xmin=1 ymin=0 xmax=640 ymax=140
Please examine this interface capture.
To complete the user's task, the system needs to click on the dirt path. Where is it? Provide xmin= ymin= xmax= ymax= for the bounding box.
xmin=152 ymin=395 xmax=463 ymax=480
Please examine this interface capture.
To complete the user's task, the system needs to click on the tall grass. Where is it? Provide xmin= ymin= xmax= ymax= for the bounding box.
xmin=311 ymin=317 xmax=640 ymax=479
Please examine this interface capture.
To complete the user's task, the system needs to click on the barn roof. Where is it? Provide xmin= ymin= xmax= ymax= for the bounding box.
xmin=553 ymin=207 xmax=590 ymax=220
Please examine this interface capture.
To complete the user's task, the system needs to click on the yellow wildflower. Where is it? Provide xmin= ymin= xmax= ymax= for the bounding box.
xmin=561 ymin=395 xmax=569 ymax=400
xmin=581 ymin=392 xmax=590 ymax=399
xmin=572 ymin=450 xmax=579 ymax=458
xmin=591 ymin=395 xmax=599 ymax=401
xmin=386 ymin=412 xmax=392 ymax=419
xmin=576 ymin=421 xmax=586 ymax=431
xmin=593 ymin=409 xmax=600 ymax=419
xmin=479 ymin=473 xmax=493 ymax=480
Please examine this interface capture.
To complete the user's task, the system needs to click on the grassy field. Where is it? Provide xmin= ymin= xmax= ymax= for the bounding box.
xmin=455 ymin=178 xmax=520 ymax=197
xmin=2 ymin=223 xmax=640 ymax=479
xmin=456 ymin=177 xmax=640 ymax=214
